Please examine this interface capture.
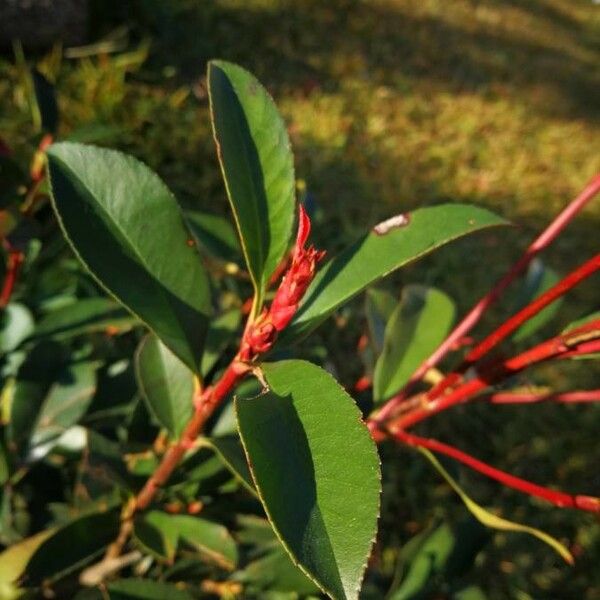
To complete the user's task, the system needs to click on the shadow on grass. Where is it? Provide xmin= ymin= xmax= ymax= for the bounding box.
xmin=115 ymin=0 xmax=600 ymax=120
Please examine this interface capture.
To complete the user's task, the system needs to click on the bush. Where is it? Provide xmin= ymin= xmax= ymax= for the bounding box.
xmin=0 ymin=59 xmax=598 ymax=600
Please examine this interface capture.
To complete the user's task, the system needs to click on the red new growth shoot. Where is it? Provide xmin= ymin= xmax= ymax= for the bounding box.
xmin=239 ymin=205 xmax=325 ymax=361
xmin=270 ymin=205 xmax=326 ymax=330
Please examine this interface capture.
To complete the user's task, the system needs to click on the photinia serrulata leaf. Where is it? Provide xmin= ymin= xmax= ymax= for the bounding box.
xmin=236 ymin=359 xmax=381 ymax=600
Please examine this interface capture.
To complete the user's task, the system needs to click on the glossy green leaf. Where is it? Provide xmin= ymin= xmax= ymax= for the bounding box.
xmin=512 ymin=259 xmax=561 ymax=341
xmin=200 ymin=308 xmax=241 ymax=376
xmin=135 ymin=334 xmax=194 ymax=439
xmin=0 ymin=303 xmax=34 ymax=354
xmin=28 ymin=361 xmax=97 ymax=457
xmin=184 ymin=209 xmax=241 ymax=265
xmin=107 ymin=579 xmax=193 ymax=600
xmin=288 ymin=204 xmax=507 ymax=339
xmin=236 ymin=360 xmax=381 ymax=600
xmin=374 ymin=285 xmax=455 ymax=402
xmin=389 ymin=519 xmax=487 ymax=600
xmin=453 ymin=586 xmax=488 ymax=600
xmin=198 ymin=435 xmax=256 ymax=494
xmin=208 ymin=60 xmax=296 ymax=307
xmin=365 ymin=288 xmax=396 ymax=354
xmin=33 ymin=297 xmax=136 ymax=341
xmin=24 ymin=508 xmax=121 ymax=584
xmin=0 ymin=529 xmax=54 ymax=592
xmin=420 ymin=448 xmax=573 ymax=564
xmin=236 ymin=546 xmax=321 ymax=596
xmin=134 ymin=510 xmax=237 ymax=569
xmin=6 ymin=341 xmax=66 ymax=451
xmin=46 ymin=142 xmax=212 ymax=373
xmin=235 ymin=515 xmax=320 ymax=595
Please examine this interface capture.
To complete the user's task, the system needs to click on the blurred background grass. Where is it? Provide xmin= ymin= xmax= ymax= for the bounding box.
xmin=1 ymin=0 xmax=599 ymax=597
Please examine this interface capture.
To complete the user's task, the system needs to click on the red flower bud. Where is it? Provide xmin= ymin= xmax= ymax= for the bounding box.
xmin=238 ymin=205 xmax=325 ymax=361
xmin=270 ymin=205 xmax=325 ymax=331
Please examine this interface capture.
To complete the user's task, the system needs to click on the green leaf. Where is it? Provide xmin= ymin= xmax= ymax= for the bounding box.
xmin=200 ymin=308 xmax=242 ymax=376
xmin=0 ymin=303 xmax=34 ymax=354
xmin=563 ymin=311 xmax=600 ymax=333
xmin=374 ymin=285 xmax=455 ymax=402
xmin=235 ymin=546 xmax=321 ymax=596
xmin=46 ymin=142 xmax=212 ymax=373
xmin=207 ymin=60 xmax=296 ymax=307
xmin=184 ymin=209 xmax=241 ymax=265
xmin=198 ymin=435 xmax=256 ymax=494
xmin=33 ymin=297 xmax=136 ymax=341
xmin=389 ymin=519 xmax=488 ymax=600
xmin=236 ymin=360 xmax=381 ymax=600
xmin=365 ymin=288 xmax=396 ymax=354
xmin=28 ymin=361 xmax=97 ymax=457
xmin=288 ymin=204 xmax=507 ymax=339
xmin=135 ymin=334 xmax=194 ymax=439
xmin=419 ymin=448 xmax=573 ymax=564
xmin=134 ymin=510 xmax=238 ymax=570
xmin=107 ymin=579 xmax=194 ymax=600
xmin=512 ymin=259 xmax=561 ymax=341
xmin=0 ymin=529 xmax=54 ymax=591
xmin=453 ymin=586 xmax=488 ymax=600
xmin=24 ymin=508 xmax=121 ymax=584
xmin=134 ymin=510 xmax=178 ymax=562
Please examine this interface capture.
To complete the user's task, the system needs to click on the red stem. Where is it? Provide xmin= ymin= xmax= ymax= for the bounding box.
xmin=135 ymin=361 xmax=245 ymax=511
xmin=0 ymin=249 xmax=24 ymax=308
xmin=388 ymin=319 xmax=600 ymax=430
xmin=465 ymin=253 xmax=600 ymax=365
xmin=428 ymin=253 xmax=600 ymax=399
xmin=388 ymin=429 xmax=599 ymax=512
xmin=488 ymin=390 xmax=600 ymax=404
xmin=373 ymin=175 xmax=600 ymax=424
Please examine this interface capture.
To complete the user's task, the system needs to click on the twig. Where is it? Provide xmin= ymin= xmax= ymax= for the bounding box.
xmin=487 ymin=390 xmax=600 ymax=404
xmin=79 ymin=551 xmax=142 ymax=587
xmin=386 ymin=319 xmax=600 ymax=430
xmin=0 ymin=246 xmax=24 ymax=308
xmin=428 ymin=252 xmax=600 ymax=399
xmin=387 ymin=428 xmax=599 ymax=512
xmin=372 ymin=175 xmax=600 ymax=424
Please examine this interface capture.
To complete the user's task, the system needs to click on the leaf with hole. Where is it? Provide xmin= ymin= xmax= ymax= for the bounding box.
xmin=287 ymin=204 xmax=507 ymax=339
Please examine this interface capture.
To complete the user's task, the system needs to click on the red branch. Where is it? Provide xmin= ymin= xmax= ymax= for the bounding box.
xmin=488 ymin=390 xmax=600 ymax=404
xmin=387 ymin=319 xmax=600 ymax=430
xmin=465 ymin=253 xmax=600 ymax=365
xmin=427 ymin=253 xmax=600 ymax=400
xmin=0 ymin=248 xmax=24 ymax=308
xmin=373 ymin=175 xmax=600 ymax=424
xmin=388 ymin=428 xmax=600 ymax=512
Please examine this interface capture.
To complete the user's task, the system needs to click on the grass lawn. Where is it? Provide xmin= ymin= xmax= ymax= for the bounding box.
xmin=1 ymin=0 xmax=599 ymax=597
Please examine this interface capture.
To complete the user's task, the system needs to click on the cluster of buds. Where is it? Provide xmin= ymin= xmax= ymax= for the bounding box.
xmin=239 ymin=205 xmax=325 ymax=362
